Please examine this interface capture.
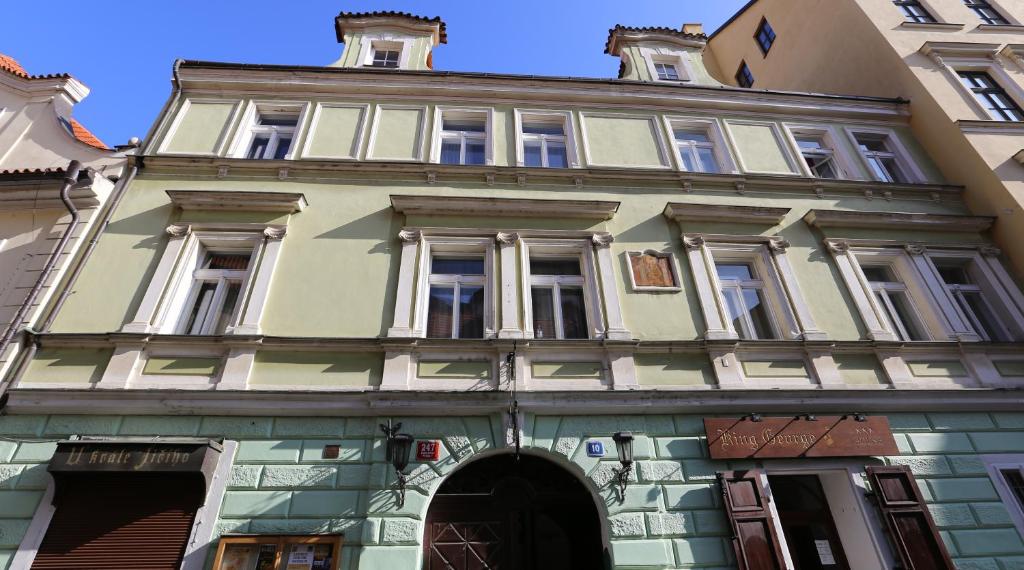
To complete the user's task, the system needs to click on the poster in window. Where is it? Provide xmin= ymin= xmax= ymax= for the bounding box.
xmin=286 ymin=544 xmax=315 ymax=570
xmin=255 ymin=544 xmax=277 ymax=570
xmin=311 ymin=544 xmax=334 ymax=570
xmin=629 ymin=252 xmax=676 ymax=289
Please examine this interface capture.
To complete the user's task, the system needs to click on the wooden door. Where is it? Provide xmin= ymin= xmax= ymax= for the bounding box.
xmin=718 ymin=470 xmax=787 ymax=570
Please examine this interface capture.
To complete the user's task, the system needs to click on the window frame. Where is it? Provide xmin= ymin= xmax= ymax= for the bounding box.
xmin=957 ymin=69 xmax=1024 ymax=121
xmin=963 ymin=0 xmax=1011 ymax=25
xmin=513 ymin=109 xmax=580 ymax=169
xmin=927 ymin=249 xmax=1024 ymax=341
xmin=783 ymin=124 xmax=857 ymax=180
xmin=754 ymin=18 xmax=777 ymax=56
xmin=735 ymin=61 xmax=755 ymax=88
xmin=212 ymin=534 xmax=343 ymax=570
xmin=358 ymin=36 xmax=413 ymax=69
xmin=430 ymin=107 xmax=495 ymax=166
xmin=520 ymin=238 xmax=605 ymax=341
xmin=177 ymin=250 xmax=254 ymax=335
xmin=663 ymin=117 xmax=737 ymax=174
xmin=638 ymin=48 xmax=694 ymax=83
xmin=845 ymin=127 xmax=926 ymax=184
xmin=893 ymin=0 xmax=938 ymax=23
xmin=228 ymin=101 xmax=310 ymax=161
xmin=983 ymin=455 xmax=1024 ymax=538
xmin=411 ymin=236 xmax=496 ymax=339
xmin=424 ymin=254 xmax=489 ymax=340
xmin=924 ymin=49 xmax=1024 ymax=123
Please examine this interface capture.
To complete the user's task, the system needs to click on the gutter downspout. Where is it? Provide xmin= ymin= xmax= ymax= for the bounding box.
xmin=0 ymin=160 xmax=82 ymax=409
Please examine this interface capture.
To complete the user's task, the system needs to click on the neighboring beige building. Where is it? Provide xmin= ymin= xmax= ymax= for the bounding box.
xmin=706 ymin=0 xmax=1024 ymax=279
xmin=0 ymin=53 xmax=125 ymax=381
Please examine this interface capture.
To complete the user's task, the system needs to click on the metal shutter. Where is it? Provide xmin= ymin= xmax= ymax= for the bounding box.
xmin=32 ymin=473 xmax=203 ymax=570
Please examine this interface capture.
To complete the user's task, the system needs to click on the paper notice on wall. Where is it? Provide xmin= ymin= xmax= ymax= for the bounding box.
xmin=286 ymin=545 xmax=315 ymax=570
xmin=815 ymin=540 xmax=836 ymax=565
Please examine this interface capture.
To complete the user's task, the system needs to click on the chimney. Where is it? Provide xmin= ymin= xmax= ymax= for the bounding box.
xmin=682 ymin=23 xmax=704 ymax=36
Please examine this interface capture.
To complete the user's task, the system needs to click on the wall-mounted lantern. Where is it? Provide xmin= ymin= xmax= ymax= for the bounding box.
xmin=380 ymin=420 xmax=415 ymax=508
xmin=612 ymin=431 xmax=634 ymax=501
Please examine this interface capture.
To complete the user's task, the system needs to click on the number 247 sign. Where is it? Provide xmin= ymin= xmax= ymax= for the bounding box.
xmin=416 ymin=440 xmax=441 ymax=461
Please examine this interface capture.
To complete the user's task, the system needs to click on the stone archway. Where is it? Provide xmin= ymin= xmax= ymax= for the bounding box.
xmin=423 ymin=453 xmax=606 ymax=570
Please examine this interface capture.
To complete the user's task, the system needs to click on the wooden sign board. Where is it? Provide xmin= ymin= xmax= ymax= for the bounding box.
xmin=704 ymin=416 xmax=899 ymax=459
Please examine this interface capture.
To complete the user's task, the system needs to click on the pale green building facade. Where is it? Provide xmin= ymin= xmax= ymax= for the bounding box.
xmin=1 ymin=10 xmax=1024 ymax=570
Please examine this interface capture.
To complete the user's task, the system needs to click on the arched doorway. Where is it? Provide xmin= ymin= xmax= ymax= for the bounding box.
xmin=424 ymin=453 xmax=606 ymax=570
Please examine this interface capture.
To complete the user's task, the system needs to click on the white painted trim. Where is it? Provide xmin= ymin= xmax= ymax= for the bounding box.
xmin=364 ymin=103 xmax=428 ymax=162
xmin=226 ymin=100 xmax=311 ymax=160
xmin=9 ymin=474 xmax=56 ymax=570
xmin=156 ymin=98 xmax=243 ymax=157
xmin=577 ymin=111 xmax=672 ymax=170
xmin=428 ymin=106 xmax=495 ymax=166
xmin=722 ymin=119 xmax=800 ymax=175
xmin=983 ymin=454 xmax=1024 ymax=538
xmin=298 ymin=102 xmax=370 ymax=160
xmin=625 ymin=250 xmax=682 ymax=292
xmin=661 ymin=115 xmax=738 ymax=174
xmin=520 ymin=237 xmax=608 ymax=340
xmin=388 ymin=230 xmax=422 ymax=337
xmin=181 ymin=440 xmax=237 ymax=570
xmin=843 ymin=126 xmax=928 ymax=184
xmin=410 ymin=235 xmax=496 ymax=339
xmin=638 ymin=46 xmax=696 ymax=84
xmin=357 ymin=34 xmax=415 ymax=69
xmin=497 ymin=233 xmax=523 ymax=338
xmin=512 ymin=109 xmax=581 ymax=168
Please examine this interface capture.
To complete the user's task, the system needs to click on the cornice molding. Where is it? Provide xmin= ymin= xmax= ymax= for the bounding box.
xmin=663 ymin=202 xmax=790 ymax=225
xmin=390 ymin=194 xmax=620 ymax=220
xmin=919 ymin=41 xmax=999 ymax=60
xmin=165 ymin=190 xmax=308 ymax=213
xmin=803 ymin=209 xmax=994 ymax=232
xmin=958 ymin=119 xmax=1024 ymax=134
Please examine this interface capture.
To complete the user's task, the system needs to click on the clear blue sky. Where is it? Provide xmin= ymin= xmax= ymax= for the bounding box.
xmin=3 ymin=1 xmax=747 ymax=147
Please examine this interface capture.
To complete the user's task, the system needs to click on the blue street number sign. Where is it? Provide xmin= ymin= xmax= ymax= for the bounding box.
xmin=586 ymin=441 xmax=605 ymax=457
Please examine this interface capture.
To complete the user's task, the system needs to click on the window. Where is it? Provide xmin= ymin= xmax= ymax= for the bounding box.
xmin=371 ymin=49 xmax=400 ymax=68
xmin=755 ymin=18 xmax=776 ymax=55
xmin=716 ymin=263 xmax=776 ymax=339
xmin=213 ymin=535 xmax=342 ymax=570
xmin=795 ymin=134 xmax=841 ymax=179
xmin=893 ymin=0 xmax=937 ymax=22
xmin=436 ymin=110 xmax=490 ymax=166
xmin=934 ymin=259 xmax=1012 ymax=341
xmin=964 ymin=0 xmax=1010 ymax=24
xmin=860 ymin=265 xmax=926 ymax=341
xmin=958 ymin=71 xmax=1024 ymax=121
xmin=853 ymin=132 xmax=910 ymax=183
xmin=1000 ymin=467 xmax=1024 ymax=511
xmin=674 ymin=129 xmax=721 ymax=173
xmin=522 ymin=121 xmax=569 ymax=168
xmin=179 ymin=251 xmax=251 ymax=335
xmin=735 ymin=61 xmax=754 ymax=88
xmin=654 ymin=62 xmax=680 ymax=81
xmin=244 ymin=111 xmax=299 ymax=160
xmin=426 ymin=257 xmax=486 ymax=339
xmin=985 ymin=457 xmax=1024 ymax=537
xmin=529 ymin=257 xmax=588 ymax=339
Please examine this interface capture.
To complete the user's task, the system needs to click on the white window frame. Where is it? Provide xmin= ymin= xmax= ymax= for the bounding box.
xmin=123 ymin=224 xmax=287 ymax=336
xmin=626 ymin=250 xmax=682 ymax=292
xmin=984 ymin=455 xmax=1024 ymax=538
xmin=638 ymin=47 xmax=695 ymax=83
xmin=782 ymin=124 xmax=858 ymax=180
xmin=358 ymin=35 xmax=414 ymax=69
xmin=927 ymin=248 xmax=1024 ymax=341
xmin=663 ymin=117 xmax=737 ymax=174
xmin=845 ymin=127 xmax=926 ymax=184
xmin=413 ymin=237 xmax=495 ymax=339
xmin=430 ymin=107 xmax=494 ymax=166
xmin=227 ymin=101 xmax=310 ymax=161
xmin=176 ymin=250 xmax=254 ymax=335
xmin=684 ymin=235 xmax=825 ymax=341
xmin=513 ymin=109 xmax=580 ymax=168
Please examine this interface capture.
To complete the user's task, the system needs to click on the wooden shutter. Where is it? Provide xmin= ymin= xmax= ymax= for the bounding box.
xmin=866 ymin=465 xmax=955 ymax=570
xmin=32 ymin=474 xmax=203 ymax=569
xmin=718 ymin=470 xmax=786 ymax=570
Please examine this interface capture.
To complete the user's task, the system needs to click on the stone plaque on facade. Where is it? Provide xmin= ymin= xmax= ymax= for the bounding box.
xmin=704 ymin=416 xmax=898 ymax=459
xmin=628 ymin=252 xmax=677 ymax=288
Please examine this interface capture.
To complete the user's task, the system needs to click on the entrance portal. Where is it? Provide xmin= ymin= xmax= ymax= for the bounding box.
xmin=767 ymin=474 xmax=850 ymax=570
xmin=424 ymin=454 xmax=605 ymax=570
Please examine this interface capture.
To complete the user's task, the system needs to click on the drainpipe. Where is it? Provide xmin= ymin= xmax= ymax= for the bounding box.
xmin=0 ymin=160 xmax=83 ymax=408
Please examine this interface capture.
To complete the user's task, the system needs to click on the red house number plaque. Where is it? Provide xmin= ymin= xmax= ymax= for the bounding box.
xmin=416 ymin=440 xmax=441 ymax=461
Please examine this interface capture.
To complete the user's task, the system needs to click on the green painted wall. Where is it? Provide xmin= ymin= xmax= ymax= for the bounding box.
xmin=22 ymin=348 xmax=111 ymax=385
xmin=250 ymin=353 xmax=383 ymax=388
xmin=583 ymin=115 xmax=667 ymax=167
xmin=163 ymin=101 xmax=238 ymax=155
xmin=368 ymin=107 xmax=424 ymax=160
xmin=305 ymin=105 xmax=366 ymax=159
xmin=726 ymin=121 xmax=795 ymax=174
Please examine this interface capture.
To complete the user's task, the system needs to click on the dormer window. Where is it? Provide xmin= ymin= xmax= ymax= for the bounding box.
xmin=372 ymin=49 xmax=400 ymax=68
xmin=654 ymin=62 xmax=680 ymax=81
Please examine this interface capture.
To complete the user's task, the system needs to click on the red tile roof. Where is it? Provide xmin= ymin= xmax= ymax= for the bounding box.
xmin=0 ymin=53 xmax=28 ymax=77
xmin=336 ymin=11 xmax=447 ymax=43
xmin=69 ymin=118 xmax=108 ymax=150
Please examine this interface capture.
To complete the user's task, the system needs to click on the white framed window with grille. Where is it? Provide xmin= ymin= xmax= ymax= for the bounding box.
xmin=358 ymin=37 xmax=412 ymax=69
xmin=178 ymin=250 xmax=253 ymax=335
xmin=784 ymin=125 xmax=855 ymax=180
xmin=859 ymin=264 xmax=929 ymax=341
xmin=846 ymin=128 xmax=924 ymax=184
xmin=663 ymin=117 xmax=736 ymax=174
xmin=514 ymin=110 xmax=579 ymax=169
xmin=410 ymin=236 xmax=495 ymax=339
xmin=431 ymin=108 xmax=493 ymax=166
xmin=229 ymin=102 xmax=309 ymax=160
xmin=519 ymin=238 xmax=610 ymax=341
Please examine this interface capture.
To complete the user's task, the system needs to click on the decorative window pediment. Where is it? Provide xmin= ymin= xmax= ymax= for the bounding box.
xmin=804 ymin=209 xmax=995 ymax=232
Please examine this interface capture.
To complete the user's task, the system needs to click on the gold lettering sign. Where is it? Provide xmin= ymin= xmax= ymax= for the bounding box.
xmin=50 ymin=443 xmax=209 ymax=474
xmin=704 ymin=416 xmax=899 ymax=459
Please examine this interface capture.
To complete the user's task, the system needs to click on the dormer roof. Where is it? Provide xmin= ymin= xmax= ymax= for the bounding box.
xmin=335 ymin=10 xmax=447 ymax=44
xmin=604 ymin=25 xmax=707 ymax=55
xmin=0 ymin=53 xmax=70 ymax=80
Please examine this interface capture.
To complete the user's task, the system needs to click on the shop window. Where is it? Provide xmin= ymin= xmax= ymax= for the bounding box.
xmin=212 ymin=535 xmax=343 ymax=570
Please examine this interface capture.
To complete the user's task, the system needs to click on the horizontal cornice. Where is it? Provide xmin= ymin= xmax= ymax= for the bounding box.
xmin=391 ymin=194 xmax=619 ymax=220
xmin=166 ymin=190 xmax=308 ymax=213
xmin=804 ymin=209 xmax=995 ymax=232
xmin=663 ymin=202 xmax=790 ymax=225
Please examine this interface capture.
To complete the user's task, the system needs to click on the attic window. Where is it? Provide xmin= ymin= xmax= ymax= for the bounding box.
xmin=372 ymin=49 xmax=400 ymax=68
xmin=735 ymin=61 xmax=755 ymax=88
xmin=655 ymin=62 xmax=680 ymax=81
xmin=754 ymin=18 xmax=776 ymax=55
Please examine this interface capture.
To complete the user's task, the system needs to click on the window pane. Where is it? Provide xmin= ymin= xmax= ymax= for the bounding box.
xmin=805 ymin=154 xmax=838 ymax=178
xmin=547 ymin=142 xmax=568 ymax=168
xmin=722 ymin=288 xmax=748 ymax=338
xmin=442 ymin=120 xmax=486 ymax=132
xmin=273 ymin=137 xmax=292 ymax=160
xmin=796 ymin=137 xmax=826 ymax=151
xmin=531 ymin=287 xmax=556 ymax=339
xmin=716 ymin=264 xmax=755 ymax=281
xmin=258 ymin=115 xmax=298 ymax=127
xmin=742 ymin=289 xmax=775 ymax=340
xmin=962 ymin=291 xmax=1008 ymax=341
xmin=524 ymin=141 xmax=543 ymax=167
xmin=465 ymin=141 xmax=486 ymax=165
xmin=675 ymin=131 xmax=712 ymax=144
xmin=184 ymin=282 xmax=218 ymax=334
xmin=1000 ymin=469 xmax=1024 ymax=509
xmin=206 ymin=254 xmax=250 ymax=270
xmin=213 ymin=282 xmax=241 ymax=334
xmin=432 ymin=257 xmax=484 ymax=275
xmin=861 ymin=266 xmax=895 ymax=283
xmin=856 ymin=136 xmax=887 ymax=153
xmin=560 ymin=287 xmax=589 ymax=339
xmin=458 ymin=286 xmax=485 ymax=339
xmin=522 ymin=123 xmax=564 ymax=135
xmin=696 ymin=147 xmax=720 ymax=173
xmin=440 ymin=141 xmax=461 ymax=164
xmin=877 ymin=157 xmax=906 ymax=183
xmin=426 ymin=286 xmax=455 ymax=338
xmin=247 ymin=136 xmax=270 ymax=159
xmin=889 ymin=291 xmax=925 ymax=341
xmin=678 ymin=147 xmax=698 ymax=172
xmin=936 ymin=264 xmax=971 ymax=285
xmin=531 ymin=258 xmax=581 ymax=276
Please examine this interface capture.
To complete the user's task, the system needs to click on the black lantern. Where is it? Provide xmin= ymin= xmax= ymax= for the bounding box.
xmin=391 ymin=434 xmax=414 ymax=507
xmin=612 ymin=431 xmax=634 ymax=501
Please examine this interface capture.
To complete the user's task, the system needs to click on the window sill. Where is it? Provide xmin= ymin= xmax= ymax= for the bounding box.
xmin=975 ymin=24 xmax=1024 ymax=32
xmin=957 ymin=119 xmax=1024 ymax=134
xmin=899 ymin=21 xmax=965 ymax=30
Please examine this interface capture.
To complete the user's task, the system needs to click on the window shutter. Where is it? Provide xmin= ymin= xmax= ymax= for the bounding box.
xmin=866 ymin=465 xmax=955 ymax=570
xmin=717 ymin=470 xmax=786 ymax=570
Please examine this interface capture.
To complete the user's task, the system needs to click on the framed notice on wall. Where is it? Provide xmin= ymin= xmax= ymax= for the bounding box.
xmin=212 ymin=535 xmax=343 ymax=570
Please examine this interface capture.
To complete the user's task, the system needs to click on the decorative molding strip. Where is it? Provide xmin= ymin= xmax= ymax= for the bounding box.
xmin=390 ymin=194 xmax=620 ymax=220
xmin=803 ymin=209 xmax=995 ymax=232
xmin=958 ymin=120 xmax=1024 ymax=135
xmin=397 ymin=229 xmax=422 ymax=243
xmin=495 ymin=232 xmax=521 ymax=245
xmin=663 ymin=202 xmax=790 ymax=225
xmin=165 ymin=190 xmax=308 ymax=213
xmin=919 ymin=41 xmax=999 ymax=59
xmin=591 ymin=233 xmax=614 ymax=248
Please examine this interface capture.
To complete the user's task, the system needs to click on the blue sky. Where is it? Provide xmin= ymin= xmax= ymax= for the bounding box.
xmin=3 ymin=1 xmax=747 ymax=146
